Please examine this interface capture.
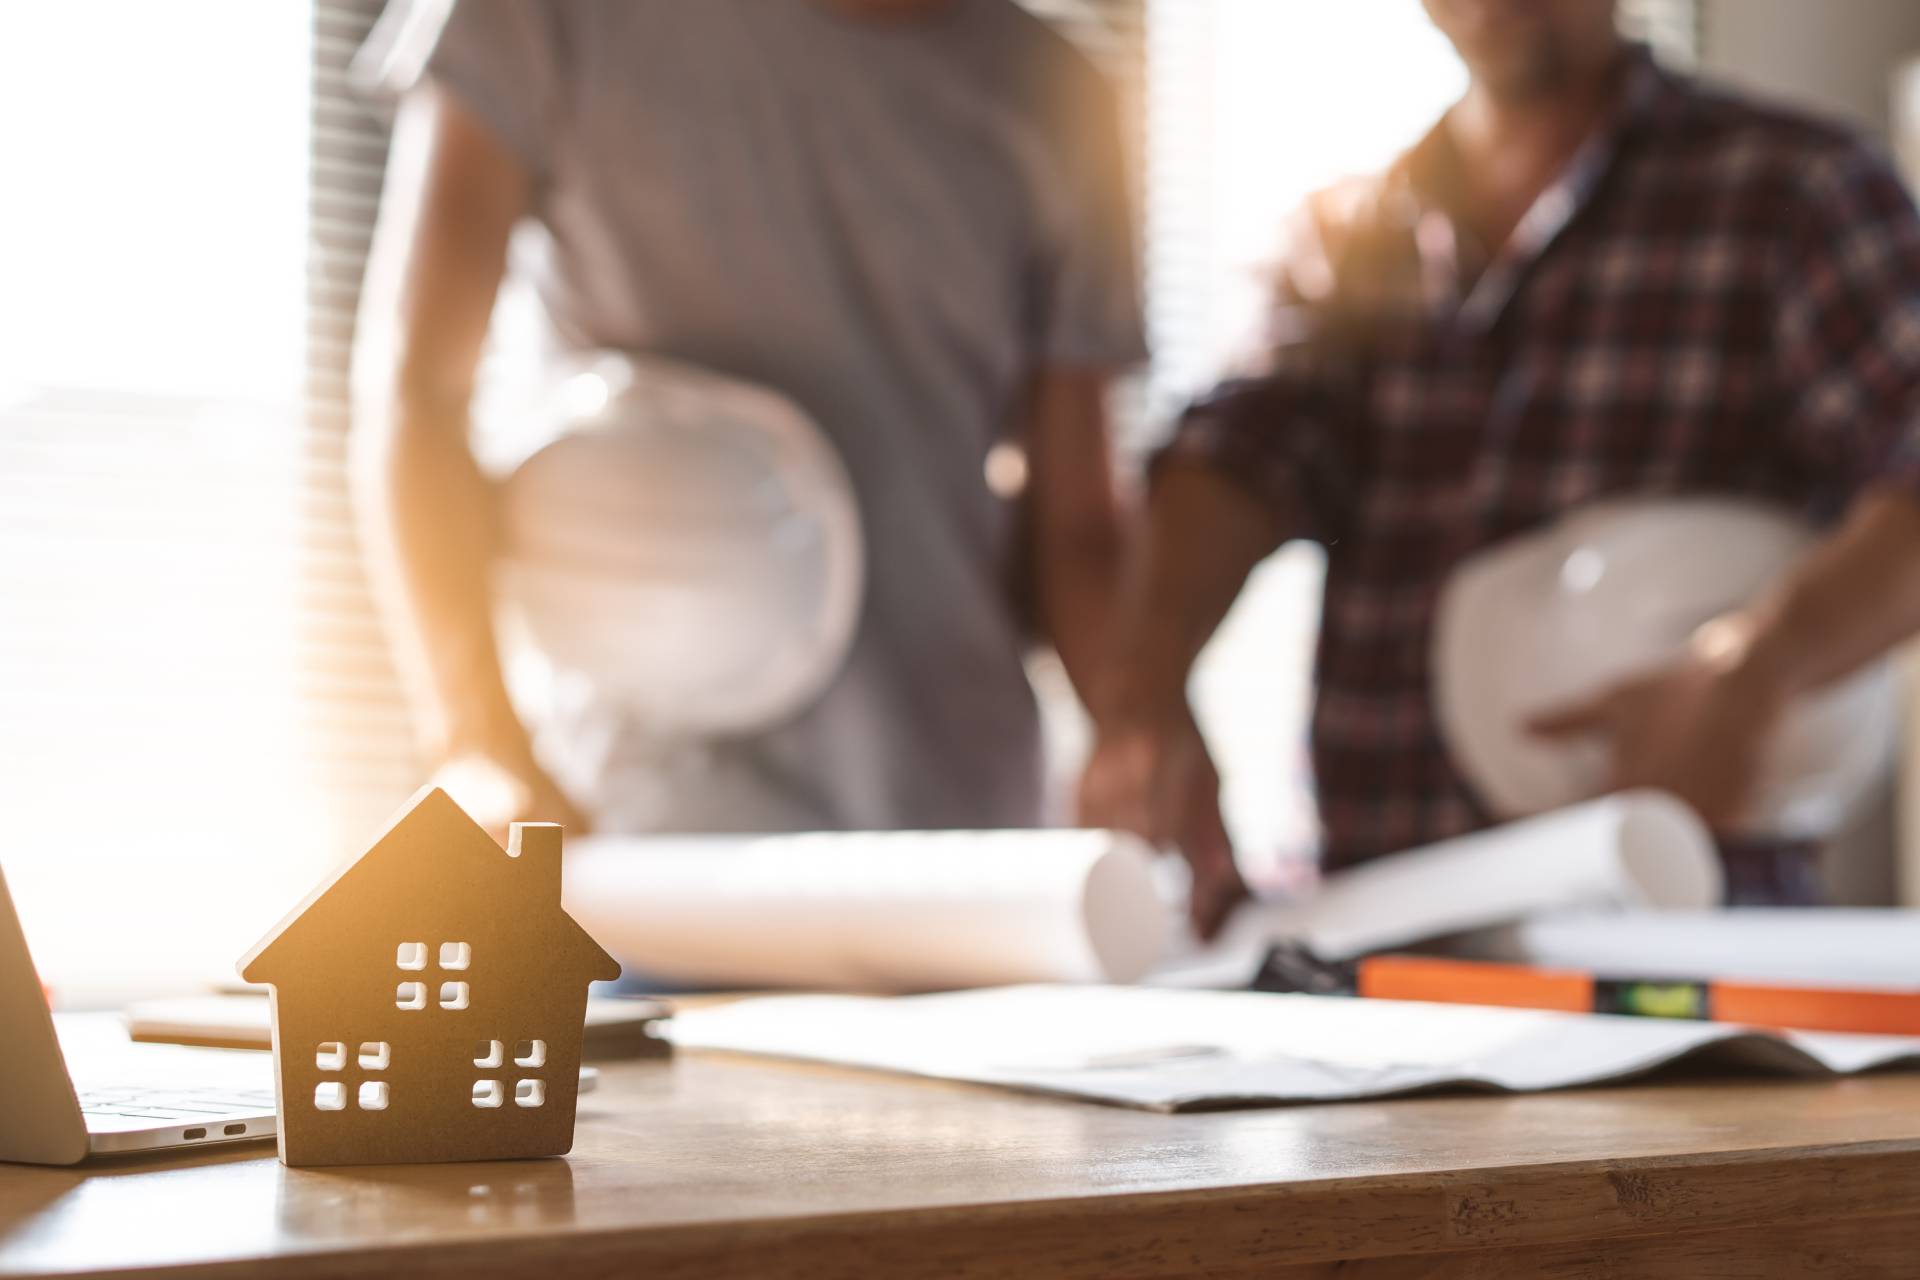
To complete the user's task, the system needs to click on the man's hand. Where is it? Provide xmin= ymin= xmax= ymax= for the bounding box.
xmin=1528 ymin=490 xmax=1920 ymax=832
xmin=1080 ymin=705 xmax=1248 ymax=939
xmin=431 ymin=750 xmax=590 ymax=845
xmin=1527 ymin=619 xmax=1788 ymax=830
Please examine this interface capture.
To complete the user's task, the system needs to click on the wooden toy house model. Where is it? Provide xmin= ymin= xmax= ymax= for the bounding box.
xmin=238 ymin=787 xmax=620 ymax=1167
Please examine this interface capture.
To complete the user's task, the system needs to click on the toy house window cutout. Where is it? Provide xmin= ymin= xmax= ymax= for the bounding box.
xmin=316 ymin=1042 xmax=347 ymax=1071
xmin=396 ymin=941 xmax=427 ymax=970
xmin=513 ymin=1039 xmax=546 ymax=1068
xmin=396 ymin=981 xmax=427 ymax=1010
xmin=315 ymin=1082 xmax=346 ymax=1111
xmin=439 ymin=941 xmax=472 ymax=970
xmin=439 ymin=981 xmax=470 ymax=1010
xmin=515 ymin=1080 xmax=545 ymax=1108
xmin=475 ymin=1040 xmax=504 ymax=1069
xmin=358 ymin=1041 xmax=391 ymax=1070
xmin=358 ymin=1082 xmax=390 ymax=1111
xmin=472 ymin=1080 xmax=504 ymax=1109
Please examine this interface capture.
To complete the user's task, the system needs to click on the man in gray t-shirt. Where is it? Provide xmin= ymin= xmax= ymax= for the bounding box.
xmin=352 ymin=0 xmax=1149 ymax=837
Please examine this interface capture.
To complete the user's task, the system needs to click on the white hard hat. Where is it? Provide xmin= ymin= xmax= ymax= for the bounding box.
xmin=494 ymin=352 xmax=864 ymax=738
xmin=1432 ymin=497 xmax=1898 ymax=839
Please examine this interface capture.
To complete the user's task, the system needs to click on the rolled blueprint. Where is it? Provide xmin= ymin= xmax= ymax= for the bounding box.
xmin=1220 ymin=790 xmax=1723 ymax=965
xmin=562 ymin=829 xmax=1173 ymax=992
xmin=1456 ymin=909 xmax=1920 ymax=988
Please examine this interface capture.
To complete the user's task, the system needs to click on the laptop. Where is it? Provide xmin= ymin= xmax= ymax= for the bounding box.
xmin=0 ymin=866 xmax=276 ymax=1163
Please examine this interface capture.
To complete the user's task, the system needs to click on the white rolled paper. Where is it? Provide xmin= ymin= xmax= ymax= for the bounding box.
xmin=562 ymin=829 xmax=1173 ymax=992
xmin=1458 ymin=909 xmax=1920 ymax=987
xmin=1261 ymin=790 xmax=1724 ymax=961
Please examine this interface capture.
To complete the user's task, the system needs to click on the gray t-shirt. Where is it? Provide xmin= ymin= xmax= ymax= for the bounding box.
xmin=372 ymin=0 xmax=1146 ymax=833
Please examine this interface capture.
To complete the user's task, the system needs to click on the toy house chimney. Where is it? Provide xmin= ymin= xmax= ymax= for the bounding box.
xmin=507 ymin=822 xmax=564 ymax=902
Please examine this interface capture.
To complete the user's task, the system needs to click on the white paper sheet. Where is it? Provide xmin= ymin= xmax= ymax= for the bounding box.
xmin=669 ymin=985 xmax=1920 ymax=1111
xmin=563 ymin=830 xmax=1172 ymax=992
xmin=1154 ymin=791 xmax=1724 ymax=987
xmin=1453 ymin=909 xmax=1920 ymax=987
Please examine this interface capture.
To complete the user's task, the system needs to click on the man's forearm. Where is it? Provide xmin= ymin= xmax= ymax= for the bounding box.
xmin=1094 ymin=463 xmax=1286 ymax=723
xmin=347 ymin=87 xmax=538 ymax=780
xmin=353 ymin=397 xmax=531 ymax=767
xmin=1732 ymin=487 xmax=1920 ymax=700
xmin=1037 ymin=514 xmax=1128 ymax=708
xmin=1026 ymin=368 xmax=1135 ymax=712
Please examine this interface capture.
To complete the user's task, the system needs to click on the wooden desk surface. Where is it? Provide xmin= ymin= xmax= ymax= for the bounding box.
xmin=7 ymin=1049 xmax=1920 ymax=1279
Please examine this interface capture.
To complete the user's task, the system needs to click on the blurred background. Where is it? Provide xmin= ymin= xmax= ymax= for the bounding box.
xmin=3 ymin=0 xmax=1918 ymax=1000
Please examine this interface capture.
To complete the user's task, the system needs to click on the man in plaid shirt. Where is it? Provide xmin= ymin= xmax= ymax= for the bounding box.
xmin=1083 ymin=0 xmax=1920 ymax=932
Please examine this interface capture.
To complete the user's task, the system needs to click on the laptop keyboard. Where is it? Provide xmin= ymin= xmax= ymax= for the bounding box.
xmin=78 ymin=1085 xmax=276 ymax=1122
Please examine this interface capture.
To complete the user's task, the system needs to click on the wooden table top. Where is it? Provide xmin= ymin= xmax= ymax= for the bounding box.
xmin=7 ymin=1047 xmax=1920 ymax=1278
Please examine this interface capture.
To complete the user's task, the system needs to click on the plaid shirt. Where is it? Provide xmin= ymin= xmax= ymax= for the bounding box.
xmin=1164 ymin=48 xmax=1920 ymax=872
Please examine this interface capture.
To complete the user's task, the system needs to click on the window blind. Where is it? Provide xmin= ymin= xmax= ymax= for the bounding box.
xmin=305 ymin=0 xmax=415 ymax=854
xmin=0 ymin=1 xmax=329 ymax=999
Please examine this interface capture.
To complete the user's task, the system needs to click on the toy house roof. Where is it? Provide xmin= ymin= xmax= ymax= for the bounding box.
xmin=237 ymin=786 xmax=619 ymax=984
